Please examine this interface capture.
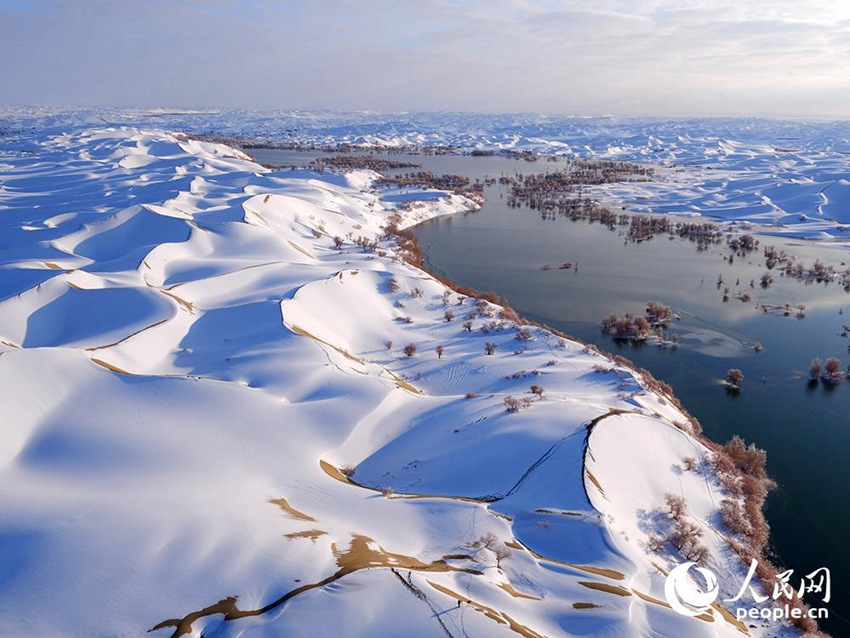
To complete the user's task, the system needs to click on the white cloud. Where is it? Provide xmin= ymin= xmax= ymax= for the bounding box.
xmin=1 ymin=0 xmax=849 ymax=117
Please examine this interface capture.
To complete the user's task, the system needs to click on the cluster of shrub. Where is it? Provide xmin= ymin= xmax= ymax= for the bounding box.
xmin=809 ymin=357 xmax=848 ymax=384
xmin=763 ymin=245 xmax=850 ymax=290
xmin=600 ymin=301 xmax=676 ymax=343
xmin=310 ymin=155 xmax=420 ymax=172
xmin=646 ymin=493 xmax=709 ymax=565
xmin=376 ymin=171 xmax=472 ymax=194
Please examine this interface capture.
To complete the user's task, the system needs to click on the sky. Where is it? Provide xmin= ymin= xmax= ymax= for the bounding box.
xmin=2 ymin=0 xmax=850 ymax=118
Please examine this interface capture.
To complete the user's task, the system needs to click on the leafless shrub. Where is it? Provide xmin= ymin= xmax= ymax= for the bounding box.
xmin=404 ymin=343 xmax=417 ymax=357
xmin=530 ymin=384 xmax=545 ymax=398
xmin=485 ymin=341 xmax=497 ymax=355
xmin=354 ymin=235 xmax=378 ymax=252
xmin=340 ymin=465 xmax=355 ymax=477
xmin=499 ymin=307 xmax=520 ymax=322
xmin=462 ymin=320 xmax=473 ymax=332
xmin=682 ymin=457 xmax=699 ymax=472
xmin=385 ymin=340 xmax=393 ymax=351
xmin=435 ymin=345 xmax=444 ymax=359
xmin=382 ymin=487 xmax=395 ymax=498
xmin=720 ymin=499 xmax=753 ymax=538
xmin=464 ymin=392 xmax=477 ymax=399
xmin=503 ymin=395 xmax=533 ymax=413
xmin=388 ymin=277 xmax=400 ymax=293
xmin=333 ymin=236 xmax=344 ymax=249
xmin=475 ymin=298 xmax=494 ymax=317
xmin=410 ymin=287 xmax=424 ymax=299
xmin=722 ymin=436 xmax=768 ymax=479
xmin=515 ymin=327 xmax=534 ymax=341
xmin=480 ymin=320 xmax=507 ymax=334
xmin=444 ymin=310 xmax=455 ymax=322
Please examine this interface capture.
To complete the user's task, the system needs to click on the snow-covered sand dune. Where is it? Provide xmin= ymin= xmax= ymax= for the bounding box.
xmin=0 ymin=126 xmax=797 ymax=636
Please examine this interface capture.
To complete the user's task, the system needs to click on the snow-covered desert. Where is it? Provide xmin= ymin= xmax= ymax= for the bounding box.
xmin=1 ymin=111 xmax=831 ymax=637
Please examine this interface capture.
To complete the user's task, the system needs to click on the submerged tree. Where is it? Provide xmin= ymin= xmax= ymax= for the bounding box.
xmin=645 ymin=301 xmax=672 ymax=324
xmin=823 ymin=357 xmax=843 ymax=384
xmin=726 ymin=369 xmax=744 ymax=387
xmin=809 ymin=358 xmax=822 ymax=381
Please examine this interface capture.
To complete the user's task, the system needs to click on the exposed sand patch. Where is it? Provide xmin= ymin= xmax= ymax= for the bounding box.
xmin=152 ymin=534 xmax=476 ymax=638
xmin=284 ymin=529 xmax=327 ymax=542
xmin=498 ymin=582 xmax=541 ymax=600
xmin=577 ymin=581 xmax=632 ymax=597
xmin=269 ymin=497 xmax=316 ymax=522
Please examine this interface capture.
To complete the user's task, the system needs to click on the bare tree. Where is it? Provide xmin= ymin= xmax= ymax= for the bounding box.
xmin=435 ymin=345 xmax=444 ymax=359
xmin=444 ymin=310 xmax=455 ymax=322
xmin=665 ymin=494 xmax=687 ymax=521
xmin=404 ymin=343 xmax=417 ymax=357
xmin=681 ymin=457 xmax=699 ymax=472
xmin=485 ymin=341 xmax=497 ymax=355
xmin=646 ymin=534 xmax=665 ymax=553
xmin=493 ymin=544 xmax=512 ymax=569
xmin=333 ymin=236 xmax=344 ymax=250
xmin=470 ymin=533 xmax=512 ymax=569
xmin=668 ymin=519 xmax=703 ymax=552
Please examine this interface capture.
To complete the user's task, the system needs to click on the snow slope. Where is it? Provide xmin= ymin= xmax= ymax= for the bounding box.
xmin=0 ymin=125 xmax=798 ymax=637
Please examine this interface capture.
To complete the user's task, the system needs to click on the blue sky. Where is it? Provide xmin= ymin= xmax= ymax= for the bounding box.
xmin=2 ymin=0 xmax=850 ymax=118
